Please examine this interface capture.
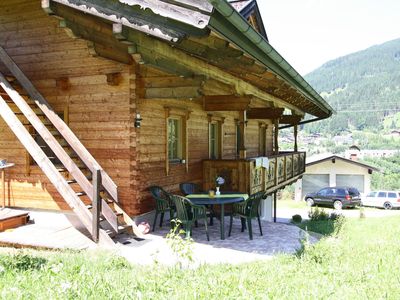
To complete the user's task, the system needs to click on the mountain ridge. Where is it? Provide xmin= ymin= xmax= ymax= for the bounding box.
xmin=303 ymin=38 xmax=400 ymax=134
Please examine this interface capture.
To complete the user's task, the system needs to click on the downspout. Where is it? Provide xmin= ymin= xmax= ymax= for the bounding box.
xmin=207 ymin=0 xmax=333 ymax=118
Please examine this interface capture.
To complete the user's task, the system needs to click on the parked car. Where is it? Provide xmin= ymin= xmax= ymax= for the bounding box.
xmin=304 ymin=187 xmax=361 ymax=210
xmin=361 ymin=191 xmax=400 ymax=210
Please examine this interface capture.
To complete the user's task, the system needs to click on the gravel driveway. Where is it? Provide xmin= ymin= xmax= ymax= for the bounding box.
xmin=277 ymin=204 xmax=400 ymax=223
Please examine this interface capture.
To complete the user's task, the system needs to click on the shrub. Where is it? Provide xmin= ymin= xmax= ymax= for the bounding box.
xmin=292 ymin=214 xmax=302 ymax=223
xmin=308 ymin=207 xmax=329 ymax=221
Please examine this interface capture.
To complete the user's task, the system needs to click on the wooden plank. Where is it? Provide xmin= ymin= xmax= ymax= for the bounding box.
xmin=0 ymin=46 xmax=119 ymax=202
xmin=247 ymin=107 xmax=284 ymax=120
xmin=91 ymin=169 xmax=101 ymax=242
xmin=204 ymin=95 xmax=251 ymax=111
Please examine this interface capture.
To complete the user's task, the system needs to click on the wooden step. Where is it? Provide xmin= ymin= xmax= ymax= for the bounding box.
xmin=8 ymin=103 xmax=43 ymax=114
xmin=117 ymin=224 xmax=131 ymax=233
xmin=76 ymin=191 xmax=87 ymax=197
xmin=16 ymin=113 xmax=49 ymax=124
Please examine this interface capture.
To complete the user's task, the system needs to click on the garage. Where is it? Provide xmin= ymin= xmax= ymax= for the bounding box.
xmin=302 ymin=174 xmax=329 ymax=199
xmin=295 ymin=155 xmax=378 ymax=201
xmin=336 ymin=174 xmax=365 ymax=193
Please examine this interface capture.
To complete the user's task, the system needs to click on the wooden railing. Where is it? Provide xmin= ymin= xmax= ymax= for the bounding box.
xmin=203 ymin=152 xmax=305 ymax=195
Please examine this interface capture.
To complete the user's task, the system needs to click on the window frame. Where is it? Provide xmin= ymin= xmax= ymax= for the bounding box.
xmin=167 ymin=117 xmax=183 ymax=162
xmin=164 ymin=106 xmax=190 ymax=175
xmin=208 ymin=115 xmax=224 ymax=160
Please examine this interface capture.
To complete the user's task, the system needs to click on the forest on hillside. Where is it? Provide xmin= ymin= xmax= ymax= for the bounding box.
xmin=303 ymin=38 xmax=400 ymax=135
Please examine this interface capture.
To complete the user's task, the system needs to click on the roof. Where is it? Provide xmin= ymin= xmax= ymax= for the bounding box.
xmin=306 ymin=155 xmax=379 ymax=172
xmin=42 ymin=0 xmax=333 ymax=119
xmin=228 ymin=0 xmax=253 ymax=12
xmin=227 ymin=0 xmax=268 ymax=40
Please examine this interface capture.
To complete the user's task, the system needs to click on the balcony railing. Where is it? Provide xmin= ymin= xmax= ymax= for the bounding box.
xmin=203 ymin=152 xmax=305 ymax=195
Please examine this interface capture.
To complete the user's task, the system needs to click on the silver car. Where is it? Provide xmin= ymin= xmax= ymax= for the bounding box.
xmin=361 ymin=191 xmax=400 ymax=210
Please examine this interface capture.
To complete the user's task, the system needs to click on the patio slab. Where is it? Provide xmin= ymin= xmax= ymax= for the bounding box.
xmin=0 ymin=209 xmax=316 ymax=265
xmin=0 ymin=209 xmax=97 ymax=250
xmin=116 ymin=217 xmax=317 ymax=266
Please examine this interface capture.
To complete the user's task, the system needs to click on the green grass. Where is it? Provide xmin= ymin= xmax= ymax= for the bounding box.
xmin=278 ymin=199 xmax=307 ymax=209
xmin=1 ymin=216 xmax=400 ymax=299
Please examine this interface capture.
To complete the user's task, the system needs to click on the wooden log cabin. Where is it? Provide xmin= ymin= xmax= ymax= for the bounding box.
xmin=0 ymin=0 xmax=333 ymax=243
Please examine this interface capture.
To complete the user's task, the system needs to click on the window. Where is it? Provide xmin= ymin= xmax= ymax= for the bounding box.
xmin=388 ymin=192 xmax=397 ymax=198
xmin=164 ymin=106 xmax=189 ymax=175
xmin=168 ymin=117 xmax=182 ymax=161
xmin=367 ymin=192 xmax=377 ymax=197
xmin=378 ymin=192 xmax=387 ymax=197
xmin=209 ymin=121 xmax=222 ymax=159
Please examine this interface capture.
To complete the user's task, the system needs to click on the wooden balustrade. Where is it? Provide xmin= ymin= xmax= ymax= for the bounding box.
xmin=203 ymin=152 xmax=306 ymax=195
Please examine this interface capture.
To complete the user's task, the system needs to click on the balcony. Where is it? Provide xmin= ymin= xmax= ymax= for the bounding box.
xmin=203 ymin=152 xmax=305 ymax=195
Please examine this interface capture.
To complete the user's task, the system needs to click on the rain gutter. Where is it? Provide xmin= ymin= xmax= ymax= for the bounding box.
xmin=207 ymin=0 xmax=333 ymax=120
xmin=279 ymin=116 xmax=326 ymax=130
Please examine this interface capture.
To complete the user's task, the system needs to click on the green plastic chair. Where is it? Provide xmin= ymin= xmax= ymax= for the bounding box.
xmin=170 ymin=194 xmax=210 ymax=241
xmin=228 ymin=191 xmax=264 ymax=240
xmin=149 ymin=186 xmax=175 ymax=231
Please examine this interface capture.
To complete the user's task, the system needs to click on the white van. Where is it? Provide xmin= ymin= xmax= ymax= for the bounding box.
xmin=361 ymin=191 xmax=400 ymax=209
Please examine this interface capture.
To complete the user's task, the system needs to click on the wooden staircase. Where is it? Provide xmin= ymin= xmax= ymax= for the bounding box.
xmin=0 ymin=47 xmax=143 ymax=246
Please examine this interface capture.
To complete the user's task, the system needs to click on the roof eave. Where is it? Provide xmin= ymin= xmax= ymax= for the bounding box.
xmin=207 ymin=0 xmax=333 ymax=119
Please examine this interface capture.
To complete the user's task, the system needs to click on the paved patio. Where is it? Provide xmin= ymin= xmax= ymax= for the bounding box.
xmin=0 ymin=208 xmax=316 ymax=266
xmin=116 ymin=217 xmax=316 ymax=266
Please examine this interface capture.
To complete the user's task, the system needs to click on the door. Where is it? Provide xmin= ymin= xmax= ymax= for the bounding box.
xmin=302 ymin=174 xmax=329 ymax=199
xmin=336 ymin=174 xmax=365 ymax=193
xmin=364 ymin=191 xmax=377 ymax=207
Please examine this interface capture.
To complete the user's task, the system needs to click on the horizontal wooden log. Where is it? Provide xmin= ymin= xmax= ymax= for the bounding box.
xmin=279 ymin=115 xmax=303 ymax=125
xmin=247 ymin=108 xmax=284 ymax=119
xmin=204 ymin=95 xmax=251 ymax=111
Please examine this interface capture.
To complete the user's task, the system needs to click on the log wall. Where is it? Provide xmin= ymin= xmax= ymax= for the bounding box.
xmin=0 ymin=0 xmax=277 ymax=216
xmin=0 ymin=0 xmax=134 ymax=213
xmin=135 ymin=66 xmax=275 ymax=213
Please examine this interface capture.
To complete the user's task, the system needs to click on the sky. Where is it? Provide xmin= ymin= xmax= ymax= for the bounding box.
xmin=257 ymin=0 xmax=400 ymax=75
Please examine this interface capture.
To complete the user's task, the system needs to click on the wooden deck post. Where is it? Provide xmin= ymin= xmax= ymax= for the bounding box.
xmin=239 ymin=110 xmax=247 ymax=159
xmin=274 ymin=119 xmax=279 ymax=155
xmin=92 ymin=169 xmax=102 ymax=243
xmin=294 ymin=124 xmax=298 ymax=152
xmin=273 ymin=191 xmax=277 ymax=223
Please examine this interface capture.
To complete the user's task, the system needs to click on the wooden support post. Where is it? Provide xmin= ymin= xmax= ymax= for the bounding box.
xmin=274 ymin=119 xmax=279 ymax=155
xmin=1 ymin=168 xmax=4 ymax=209
xmin=273 ymin=191 xmax=277 ymax=223
xmin=239 ymin=110 xmax=247 ymax=159
xmin=294 ymin=124 xmax=298 ymax=152
xmin=92 ymin=169 xmax=102 ymax=243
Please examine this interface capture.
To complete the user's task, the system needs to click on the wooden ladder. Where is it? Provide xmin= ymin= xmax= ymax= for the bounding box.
xmin=0 ymin=47 xmax=143 ymax=244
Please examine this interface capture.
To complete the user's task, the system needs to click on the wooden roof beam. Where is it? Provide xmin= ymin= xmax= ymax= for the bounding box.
xmin=247 ymin=107 xmax=284 ymax=119
xmin=204 ymin=95 xmax=251 ymax=111
xmin=279 ymin=115 xmax=303 ymax=125
xmin=121 ymin=30 xmax=304 ymax=113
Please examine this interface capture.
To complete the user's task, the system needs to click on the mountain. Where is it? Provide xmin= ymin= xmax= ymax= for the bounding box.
xmin=303 ymin=38 xmax=400 ymax=134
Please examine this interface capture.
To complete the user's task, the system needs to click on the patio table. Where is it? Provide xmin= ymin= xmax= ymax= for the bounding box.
xmin=186 ymin=193 xmax=248 ymax=240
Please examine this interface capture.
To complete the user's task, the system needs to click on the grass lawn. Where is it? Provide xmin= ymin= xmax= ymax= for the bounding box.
xmin=1 ymin=216 xmax=400 ymax=299
xmin=278 ymin=199 xmax=307 ymax=209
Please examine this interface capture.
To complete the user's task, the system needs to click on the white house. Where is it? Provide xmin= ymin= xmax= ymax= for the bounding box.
xmin=295 ymin=155 xmax=379 ymax=201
